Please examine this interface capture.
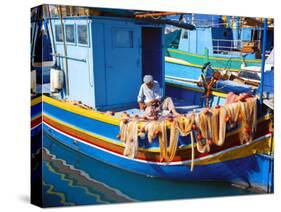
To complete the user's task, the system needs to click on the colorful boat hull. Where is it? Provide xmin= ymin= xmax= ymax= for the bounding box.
xmin=33 ymin=95 xmax=274 ymax=192
xmin=31 ymin=96 xmax=42 ymax=137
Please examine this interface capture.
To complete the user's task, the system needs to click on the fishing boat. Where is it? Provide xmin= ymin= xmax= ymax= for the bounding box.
xmin=31 ymin=5 xmax=274 ymax=194
xmin=165 ymin=14 xmax=274 ymax=82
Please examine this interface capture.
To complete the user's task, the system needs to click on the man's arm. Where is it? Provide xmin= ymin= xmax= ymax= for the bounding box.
xmin=137 ymin=85 xmax=146 ymax=110
xmin=138 ymin=102 xmax=146 ymax=110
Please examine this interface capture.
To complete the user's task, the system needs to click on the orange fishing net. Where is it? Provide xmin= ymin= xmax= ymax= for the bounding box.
xmin=118 ymin=97 xmax=257 ymax=165
xmin=123 ymin=120 xmax=139 ymax=159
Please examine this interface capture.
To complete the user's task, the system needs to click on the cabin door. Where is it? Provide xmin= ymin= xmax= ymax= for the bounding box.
xmin=104 ymin=23 xmax=141 ymax=107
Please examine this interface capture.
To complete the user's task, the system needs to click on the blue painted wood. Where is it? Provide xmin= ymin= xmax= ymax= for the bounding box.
xmin=259 ymin=18 xmax=268 ymax=104
xmin=179 ymin=28 xmax=213 ymax=55
xmin=49 ymin=16 xmax=164 ymax=110
xmin=92 ymin=22 xmax=106 ymax=107
xmin=103 ymin=20 xmax=141 ymax=107
xmin=142 ymin=27 xmax=164 ymax=91
xmin=43 ymin=122 xmax=273 ymax=191
xmin=51 ymin=18 xmax=95 ymax=107
xmin=43 ymin=101 xmax=193 ymax=149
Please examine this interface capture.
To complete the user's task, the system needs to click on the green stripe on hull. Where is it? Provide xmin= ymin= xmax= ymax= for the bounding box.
xmin=167 ymin=48 xmax=261 ymax=71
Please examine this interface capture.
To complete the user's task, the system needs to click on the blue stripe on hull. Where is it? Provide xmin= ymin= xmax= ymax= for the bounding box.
xmin=31 ymin=102 xmax=42 ymax=118
xmin=31 ymin=123 xmax=42 ymax=137
xmin=165 ymin=62 xmax=201 ymax=80
xmin=43 ymin=122 xmax=273 ymax=192
xmin=43 ymin=102 xmax=192 ymax=148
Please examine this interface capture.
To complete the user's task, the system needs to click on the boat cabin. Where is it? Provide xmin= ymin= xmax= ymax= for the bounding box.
xmin=49 ymin=16 xmax=165 ymax=111
xmin=177 ymin=26 xmax=273 ymax=59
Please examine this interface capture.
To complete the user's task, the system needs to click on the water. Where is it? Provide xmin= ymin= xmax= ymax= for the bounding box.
xmin=41 ymin=133 xmax=254 ymax=207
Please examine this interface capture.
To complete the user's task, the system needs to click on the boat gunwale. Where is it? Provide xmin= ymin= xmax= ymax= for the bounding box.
xmin=167 ymin=48 xmax=262 ymax=63
xmin=165 ymin=56 xmax=240 ymax=72
xmin=41 ymin=95 xmax=272 ymax=154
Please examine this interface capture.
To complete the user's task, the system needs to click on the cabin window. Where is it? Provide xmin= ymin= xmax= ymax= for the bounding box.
xmin=77 ymin=25 xmax=88 ymax=45
xmin=65 ymin=24 xmax=75 ymax=43
xmin=55 ymin=25 xmax=63 ymax=42
xmin=182 ymin=30 xmax=188 ymax=39
xmin=112 ymin=29 xmax=133 ymax=48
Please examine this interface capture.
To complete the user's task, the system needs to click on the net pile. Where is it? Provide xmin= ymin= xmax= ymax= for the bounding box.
xmin=117 ymin=97 xmax=257 ymax=164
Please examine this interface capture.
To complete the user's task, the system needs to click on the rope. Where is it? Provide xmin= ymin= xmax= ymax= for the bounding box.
xmin=123 ymin=120 xmax=139 ymax=159
xmin=167 ymin=120 xmax=180 ymax=162
xmin=117 ymin=96 xmax=257 ymax=169
xmin=159 ymin=121 xmax=168 ymax=162
xmin=190 ymin=130 xmax=195 ymax=171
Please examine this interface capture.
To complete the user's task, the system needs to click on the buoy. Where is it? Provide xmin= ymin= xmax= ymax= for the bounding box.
xmin=225 ymin=115 xmax=231 ymax=122
xmin=204 ymin=108 xmax=211 ymax=115
xmin=243 ymin=127 xmax=251 ymax=134
xmin=154 ymin=130 xmax=160 ymax=136
xmin=123 ymin=119 xmax=128 ymax=124
xmin=167 ymin=116 xmax=174 ymax=122
xmin=215 ymin=105 xmax=220 ymax=109
xmin=31 ymin=70 xmax=37 ymax=93
xmin=207 ymin=139 xmax=213 ymax=145
xmin=105 ymin=111 xmax=114 ymax=116
xmin=192 ymin=124 xmax=197 ymax=130
xmin=50 ymin=68 xmax=64 ymax=92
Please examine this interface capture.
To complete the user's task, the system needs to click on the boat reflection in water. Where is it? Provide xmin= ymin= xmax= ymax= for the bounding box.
xmin=42 ymin=133 xmax=254 ymax=207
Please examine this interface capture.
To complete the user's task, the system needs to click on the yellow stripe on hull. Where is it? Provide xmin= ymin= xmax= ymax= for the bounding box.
xmin=31 ymin=96 xmax=42 ymax=106
xmin=43 ymin=95 xmax=120 ymax=126
xmin=43 ymin=110 xmax=272 ymax=155
xmin=194 ymin=135 xmax=273 ymax=165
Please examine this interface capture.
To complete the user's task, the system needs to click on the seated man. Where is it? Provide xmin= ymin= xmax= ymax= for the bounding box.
xmin=137 ymin=75 xmax=179 ymax=117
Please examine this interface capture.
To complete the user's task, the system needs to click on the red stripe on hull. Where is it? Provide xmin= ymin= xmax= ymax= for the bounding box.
xmin=43 ymin=115 xmax=271 ymax=163
xmin=31 ymin=116 xmax=42 ymax=128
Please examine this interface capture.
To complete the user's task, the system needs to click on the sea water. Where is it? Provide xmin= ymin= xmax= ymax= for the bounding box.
xmin=41 ymin=133 xmax=253 ymax=207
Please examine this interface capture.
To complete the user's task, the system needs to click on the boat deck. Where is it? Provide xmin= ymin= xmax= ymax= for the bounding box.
xmin=113 ymin=99 xmax=203 ymax=119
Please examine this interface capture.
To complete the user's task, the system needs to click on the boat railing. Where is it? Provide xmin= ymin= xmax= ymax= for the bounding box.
xmin=212 ymin=39 xmax=260 ymax=54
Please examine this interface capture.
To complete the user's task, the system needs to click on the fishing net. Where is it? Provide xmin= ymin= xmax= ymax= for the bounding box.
xmin=117 ymin=97 xmax=257 ymax=165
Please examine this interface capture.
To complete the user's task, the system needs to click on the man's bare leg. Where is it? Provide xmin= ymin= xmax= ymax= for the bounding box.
xmin=162 ymin=97 xmax=180 ymax=116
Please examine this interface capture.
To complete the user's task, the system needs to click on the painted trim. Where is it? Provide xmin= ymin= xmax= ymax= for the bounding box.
xmin=165 ymin=56 xmax=240 ymax=72
xmin=168 ymin=48 xmax=262 ymax=63
xmin=165 ymin=56 xmax=197 ymax=67
xmin=43 ymin=114 xmax=160 ymax=153
xmin=42 ymin=95 xmax=120 ymax=126
xmin=31 ymin=96 xmax=42 ymax=106
xmin=43 ymin=109 xmax=271 ymax=154
xmin=44 ymin=121 xmax=272 ymax=166
xmin=31 ymin=114 xmax=42 ymax=122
